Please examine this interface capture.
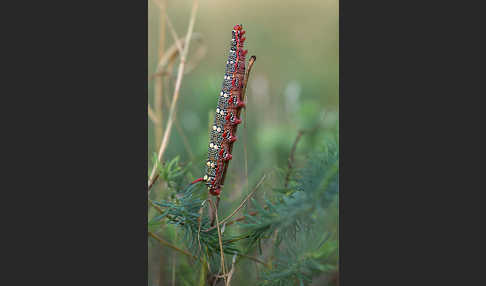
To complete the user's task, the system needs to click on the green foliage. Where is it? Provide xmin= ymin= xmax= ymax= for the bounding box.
xmin=241 ymin=144 xmax=338 ymax=247
xmin=260 ymin=231 xmax=337 ymax=286
xmin=149 ymin=161 xmax=241 ymax=264
xmin=151 ymin=154 xmax=192 ymax=192
xmin=148 ymin=138 xmax=339 ymax=286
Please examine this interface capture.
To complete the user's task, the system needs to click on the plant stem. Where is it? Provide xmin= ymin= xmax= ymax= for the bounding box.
xmin=149 ymin=231 xmax=196 ymax=259
xmin=148 ymin=0 xmax=200 ymax=192
xmin=204 ymin=174 xmax=266 ymax=232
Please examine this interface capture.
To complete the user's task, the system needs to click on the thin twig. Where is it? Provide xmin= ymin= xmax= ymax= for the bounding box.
xmin=226 ymin=254 xmax=238 ymax=286
xmin=165 ymin=14 xmax=184 ymax=55
xmin=148 ymin=173 xmax=160 ymax=192
xmin=197 ymin=200 xmax=206 ymax=253
xmin=209 ymin=199 xmax=227 ymax=286
xmin=204 ymin=174 xmax=266 ymax=232
xmin=241 ymin=56 xmax=256 ymax=105
xmin=148 ymin=105 xmax=160 ymax=125
xmin=238 ymin=253 xmax=271 ymax=269
xmin=284 ymin=124 xmax=322 ymax=188
xmin=149 ymin=231 xmax=196 ymax=259
xmin=153 ymin=0 xmax=167 ymax=149
xmin=155 ymin=0 xmax=184 ymax=54
xmin=148 ymin=0 xmax=199 ymax=191
xmin=148 ymin=198 xmax=164 ymax=213
xmin=224 ymin=211 xmax=258 ymax=226
xmin=284 ymin=131 xmax=304 ymax=188
xmin=150 ymin=33 xmax=205 ymax=80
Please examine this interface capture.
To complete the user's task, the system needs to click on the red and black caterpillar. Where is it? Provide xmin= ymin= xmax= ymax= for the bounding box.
xmin=203 ymin=24 xmax=248 ymax=196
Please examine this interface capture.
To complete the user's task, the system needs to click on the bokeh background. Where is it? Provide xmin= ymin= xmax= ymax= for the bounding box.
xmin=148 ymin=0 xmax=338 ymax=285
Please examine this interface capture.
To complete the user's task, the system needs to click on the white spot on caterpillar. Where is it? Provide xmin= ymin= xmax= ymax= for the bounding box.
xmin=213 ymin=125 xmax=217 ymax=131
xmin=216 ymin=108 xmax=220 ymax=113
xmin=206 ymin=161 xmax=211 ymax=166
xmin=209 ymin=143 xmax=214 ymax=148
xmin=204 ymin=175 xmax=208 ymax=180
xmin=217 ymin=127 xmax=221 ymax=132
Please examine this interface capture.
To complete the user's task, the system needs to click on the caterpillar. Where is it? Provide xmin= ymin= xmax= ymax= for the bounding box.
xmin=203 ymin=24 xmax=248 ymax=196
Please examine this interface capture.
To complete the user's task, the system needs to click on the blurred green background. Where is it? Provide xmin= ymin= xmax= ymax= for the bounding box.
xmin=148 ymin=0 xmax=338 ymax=284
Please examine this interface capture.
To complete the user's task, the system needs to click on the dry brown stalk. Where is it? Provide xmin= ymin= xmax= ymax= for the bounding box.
xmin=148 ymin=231 xmax=196 ymax=259
xmin=153 ymin=0 xmax=167 ymax=148
xmin=284 ymin=130 xmax=304 ymax=188
xmin=149 ymin=33 xmax=205 ymax=80
xmin=209 ymin=199 xmax=227 ymax=286
xmin=148 ymin=105 xmax=160 ymax=125
xmin=284 ymin=124 xmax=322 ymax=188
xmin=148 ymin=174 xmax=160 ymax=192
xmin=148 ymin=0 xmax=200 ymax=192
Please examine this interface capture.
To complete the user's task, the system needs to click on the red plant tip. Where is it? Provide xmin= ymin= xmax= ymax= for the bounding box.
xmin=234 ymin=119 xmax=242 ymax=125
xmin=232 ymin=78 xmax=236 ymax=85
xmin=191 ymin=177 xmax=204 ymax=184
xmin=219 ymin=149 xmax=224 ymax=156
xmin=242 ymin=50 xmax=248 ymax=56
xmin=240 ymin=30 xmax=246 ymax=36
xmin=230 ymin=136 xmax=238 ymax=143
xmin=225 ymin=113 xmax=231 ymax=120
xmin=222 ymin=131 xmax=227 ymax=137
xmin=240 ymin=37 xmax=246 ymax=43
xmin=224 ymin=154 xmax=233 ymax=161
xmin=233 ymin=24 xmax=242 ymax=30
xmin=237 ymin=101 xmax=246 ymax=108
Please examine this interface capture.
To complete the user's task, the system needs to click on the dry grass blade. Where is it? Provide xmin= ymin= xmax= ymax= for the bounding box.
xmin=153 ymin=0 xmax=167 ymax=149
xmin=150 ymin=33 xmax=204 ymax=80
xmin=148 ymin=0 xmax=200 ymax=191
xmin=148 ymin=105 xmax=160 ymax=124
xmin=204 ymin=174 xmax=266 ymax=232
xmin=154 ymin=0 xmax=183 ymax=54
